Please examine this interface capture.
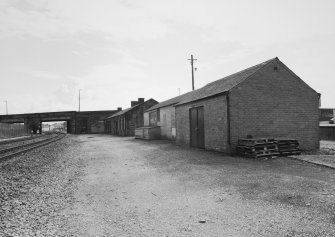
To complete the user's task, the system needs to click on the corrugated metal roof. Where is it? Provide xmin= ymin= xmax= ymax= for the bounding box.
xmin=175 ymin=57 xmax=278 ymax=106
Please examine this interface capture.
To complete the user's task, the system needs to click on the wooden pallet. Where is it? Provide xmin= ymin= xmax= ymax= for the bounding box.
xmin=277 ymin=139 xmax=300 ymax=156
xmin=237 ymin=138 xmax=279 ymax=158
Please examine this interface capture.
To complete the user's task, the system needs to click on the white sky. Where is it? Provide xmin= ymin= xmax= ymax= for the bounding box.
xmin=0 ymin=0 xmax=334 ymax=114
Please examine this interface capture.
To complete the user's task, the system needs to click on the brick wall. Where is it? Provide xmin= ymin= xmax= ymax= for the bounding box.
xmin=142 ymin=105 xmax=176 ymax=140
xmin=159 ymin=106 xmax=175 ymax=140
xmin=76 ymin=111 xmax=117 ymax=134
xmin=229 ymin=60 xmax=319 ymax=150
xmin=175 ymin=95 xmax=229 ymax=152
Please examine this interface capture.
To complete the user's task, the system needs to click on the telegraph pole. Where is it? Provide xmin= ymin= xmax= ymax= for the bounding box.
xmin=4 ymin=100 xmax=8 ymax=115
xmin=188 ymin=54 xmax=197 ymax=90
xmin=78 ymin=89 xmax=81 ymax=112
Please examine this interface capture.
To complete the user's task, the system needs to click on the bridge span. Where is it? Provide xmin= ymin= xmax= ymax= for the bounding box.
xmin=0 ymin=110 xmax=118 ymax=134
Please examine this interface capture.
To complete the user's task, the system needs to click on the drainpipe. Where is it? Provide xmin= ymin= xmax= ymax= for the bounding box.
xmin=226 ymin=92 xmax=231 ymax=148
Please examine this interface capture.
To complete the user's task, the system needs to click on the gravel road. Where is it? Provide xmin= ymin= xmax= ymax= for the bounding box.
xmin=0 ymin=135 xmax=83 ymax=236
xmin=1 ymin=135 xmax=335 ymax=236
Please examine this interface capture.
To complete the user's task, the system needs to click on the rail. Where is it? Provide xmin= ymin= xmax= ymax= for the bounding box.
xmin=0 ymin=133 xmax=66 ymax=161
xmin=0 ymin=134 xmax=47 ymax=146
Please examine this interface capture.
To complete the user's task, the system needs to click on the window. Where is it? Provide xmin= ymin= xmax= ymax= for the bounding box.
xmin=149 ymin=110 xmax=157 ymax=126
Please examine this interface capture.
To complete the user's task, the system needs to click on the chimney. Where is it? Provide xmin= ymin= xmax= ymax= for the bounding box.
xmin=117 ymin=107 xmax=122 ymax=111
xmin=131 ymin=101 xmax=139 ymax=107
xmin=138 ymin=98 xmax=145 ymax=103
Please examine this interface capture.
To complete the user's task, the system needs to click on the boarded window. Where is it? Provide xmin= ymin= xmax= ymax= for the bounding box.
xmin=149 ymin=111 xmax=157 ymax=126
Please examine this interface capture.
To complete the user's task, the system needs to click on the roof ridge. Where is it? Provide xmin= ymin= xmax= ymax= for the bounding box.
xmin=227 ymin=57 xmax=278 ymax=92
xmin=175 ymin=57 xmax=279 ymax=106
xmin=206 ymin=57 xmax=278 ymax=87
xmin=108 ymin=98 xmax=156 ymax=119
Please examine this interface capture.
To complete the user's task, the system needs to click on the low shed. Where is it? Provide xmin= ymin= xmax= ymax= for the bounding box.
xmin=143 ymin=92 xmax=192 ymax=140
xmin=175 ymin=57 xmax=320 ymax=153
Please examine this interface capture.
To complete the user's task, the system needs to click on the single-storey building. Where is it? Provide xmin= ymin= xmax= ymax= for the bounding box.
xmin=105 ymin=98 xmax=158 ymax=136
xmin=174 ymin=57 xmax=320 ymax=153
xmin=142 ymin=92 xmax=193 ymax=140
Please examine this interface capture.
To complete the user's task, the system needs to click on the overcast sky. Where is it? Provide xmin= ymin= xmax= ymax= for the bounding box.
xmin=0 ymin=0 xmax=334 ymax=114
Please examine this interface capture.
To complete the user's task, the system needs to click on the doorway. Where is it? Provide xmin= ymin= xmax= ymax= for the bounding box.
xmin=190 ymin=106 xmax=205 ymax=149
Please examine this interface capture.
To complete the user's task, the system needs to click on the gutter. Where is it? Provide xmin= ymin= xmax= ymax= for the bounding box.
xmin=175 ymin=91 xmax=228 ymax=107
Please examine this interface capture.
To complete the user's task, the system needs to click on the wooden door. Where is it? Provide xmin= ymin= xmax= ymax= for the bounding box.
xmin=190 ymin=107 xmax=205 ymax=148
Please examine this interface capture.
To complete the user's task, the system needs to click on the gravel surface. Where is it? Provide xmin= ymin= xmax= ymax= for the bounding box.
xmin=1 ymin=135 xmax=335 ymax=236
xmin=320 ymin=141 xmax=335 ymax=155
xmin=295 ymin=141 xmax=335 ymax=169
xmin=67 ymin=135 xmax=335 ymax=237
xmin=0 ymin=135 xmax=83 ymax=236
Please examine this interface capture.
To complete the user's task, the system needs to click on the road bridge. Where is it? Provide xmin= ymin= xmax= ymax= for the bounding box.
xmin=0 ymin=110 xmax=118 ymax=134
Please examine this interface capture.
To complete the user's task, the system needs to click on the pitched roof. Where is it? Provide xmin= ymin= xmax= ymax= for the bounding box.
xmin=175 ymin=57 xmax=278 ymax=106
xmin=145 ymin=91 xmax=194 ymax=111
xmin=106 ymin=98 xmax=158 ymax=119
xmin=106 ymin=103 xmax=140 ymax=119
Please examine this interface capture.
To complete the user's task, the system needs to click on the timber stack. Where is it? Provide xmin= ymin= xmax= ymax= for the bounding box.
xmin=236 ymin=138 xmax=280 ymax=158
xmin=277 ymin=139 xmax=301 ymax=155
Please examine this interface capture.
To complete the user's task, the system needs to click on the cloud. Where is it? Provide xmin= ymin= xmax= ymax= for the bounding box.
xmin=3 ymin=0 xmax=49 ymax=13
xmin=0 ymin=0 xmax=171 ymax=40
xmin=1 ymin=0 xmax=335 ymax=112
xmin=30 ymin=70 xmax=65 ymax=80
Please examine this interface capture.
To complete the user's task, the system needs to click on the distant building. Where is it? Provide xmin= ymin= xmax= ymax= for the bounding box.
xmin=104 ymin=98 xmax=158 ymax=136
xmin=319 ymin=108 xmax=335 ymax=140
xmin=319 ymin=108 xmax=334 ymax=122
xmin=42 ymin=122 xmax=66 ymax=133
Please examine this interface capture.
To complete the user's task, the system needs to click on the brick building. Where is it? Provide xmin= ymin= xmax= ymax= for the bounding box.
xmin=175 ymin=57 xmax=320 ymax=153
xmin=142 ymin=92 xmax=193 ymax=140
xmin=105 ymin=98 xmax=158 ymax=136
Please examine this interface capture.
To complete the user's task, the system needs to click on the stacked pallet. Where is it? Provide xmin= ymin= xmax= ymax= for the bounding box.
xmin=236 ymin=138 xmax=280 ymax=158
xmin=277 ymin=139 xmax=301 ymax=155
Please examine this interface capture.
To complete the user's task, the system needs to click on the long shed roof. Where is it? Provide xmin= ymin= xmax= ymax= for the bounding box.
xmin=107 ymin=98 xmax=158 ymax=119
xmin=145 ymin=91 xmax=194 ymax=112
xmin=146 ymin=57 xmax=283 ymax=111
xmin=175 ymin=57 xmax=277 ymax=106
xmin=106 ymin=104 xmax=140 ymax=119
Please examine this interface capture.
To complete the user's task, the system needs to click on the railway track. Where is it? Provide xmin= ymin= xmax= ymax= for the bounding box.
xmin=0 ymin=133 xmax=66 ymax=161
xmin=0 ymin=134 xmax=48 ymax=148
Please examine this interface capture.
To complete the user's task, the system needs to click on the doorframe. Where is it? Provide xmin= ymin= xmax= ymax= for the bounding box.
xmin=189 ymin=106 xmax=205 ymax=149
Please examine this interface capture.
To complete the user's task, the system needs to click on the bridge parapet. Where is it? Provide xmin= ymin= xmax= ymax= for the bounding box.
xmin=0 ymin=110 xmax=117 ymax=134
